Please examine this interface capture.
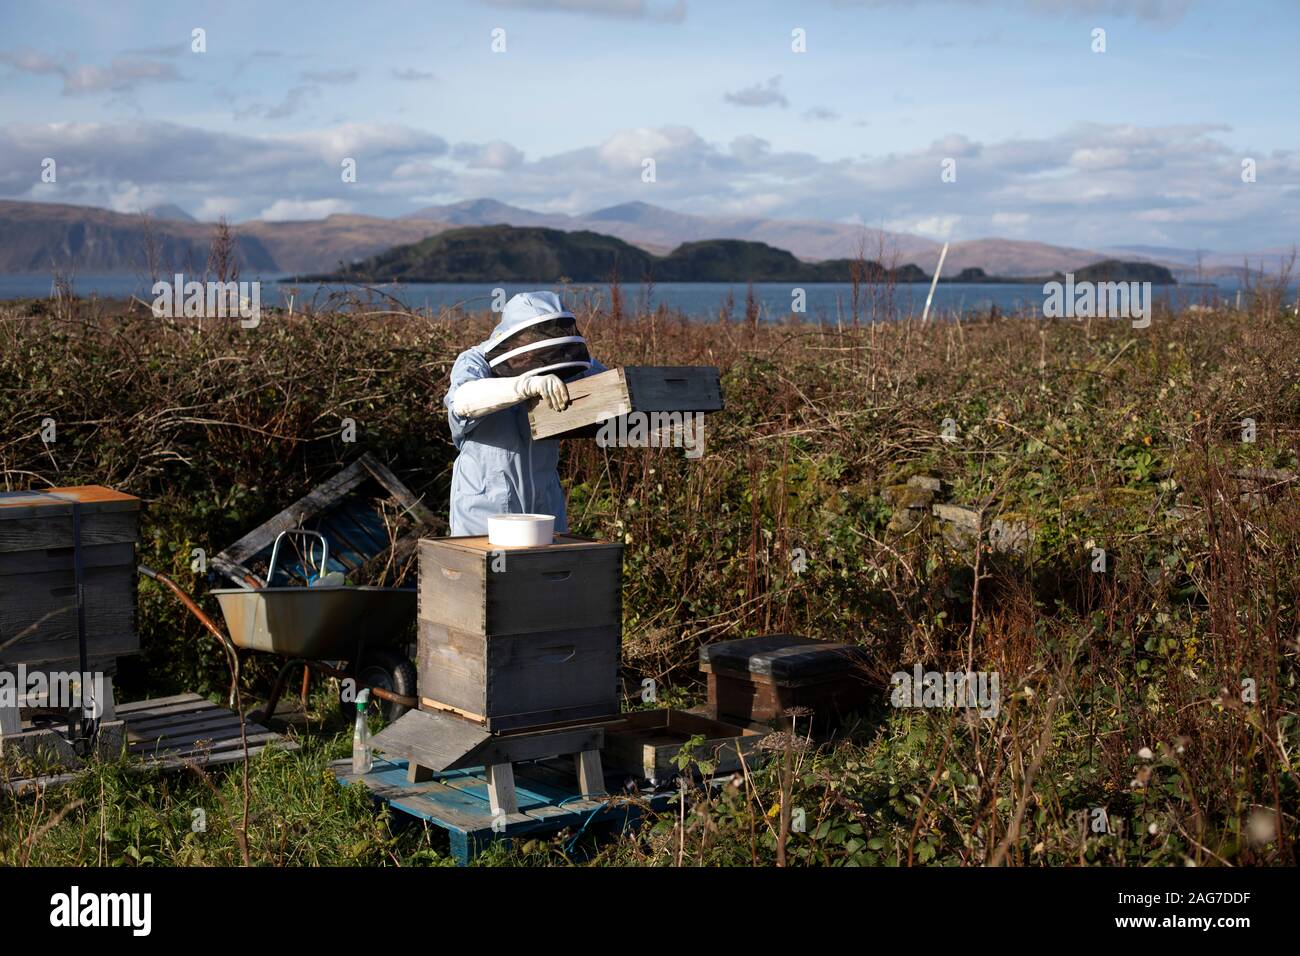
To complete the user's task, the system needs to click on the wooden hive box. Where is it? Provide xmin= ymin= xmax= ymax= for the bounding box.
xmin=699 ymin=634 xmax=872 ymax=729
xmin=417 ymin=534 xmax=623 ymax=732
xmin=602 ymin=709 xmax=767 ymax=786
xmin=0 ymin=486 xmax=139 ymax=669
xmin=528 ymin=366 xmax=723 ymax=441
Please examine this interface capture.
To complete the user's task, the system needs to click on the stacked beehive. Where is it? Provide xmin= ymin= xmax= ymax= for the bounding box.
xmin=416 ymin=534 xmax=623 ymax=732
xmin=0 ymin=486 xmax=139 ymax=676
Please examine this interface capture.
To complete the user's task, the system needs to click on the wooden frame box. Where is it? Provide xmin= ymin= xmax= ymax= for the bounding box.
xmin=700 ymin=634 xmax=871 ymax=729
xmin=419 ymin=535 xmax=621 ymax=636
xmin=417 ymin=620 xmax=621 ymax=731
xmin=528 ymin=366 xmax=723 ymax=441
xmin=0 ymin=486 xmax=138 ymax=668
xmin=602 ymin=709 xmax=767 ymax=786
xmin=418 ymin=534 xmax=623 ymax=732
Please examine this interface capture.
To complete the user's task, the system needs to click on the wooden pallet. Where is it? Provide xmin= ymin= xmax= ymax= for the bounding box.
xmin=334 ymin=756 xmax=678 ymax=865
xmin=210 ymin=452 xmax=439 ymax=587
xmin=2 ymin=692 xmax=297 ymax=794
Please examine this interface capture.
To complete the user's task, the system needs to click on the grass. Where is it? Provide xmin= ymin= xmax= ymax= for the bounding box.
xmin=0 ymin=287 xmax=1296 ymax=866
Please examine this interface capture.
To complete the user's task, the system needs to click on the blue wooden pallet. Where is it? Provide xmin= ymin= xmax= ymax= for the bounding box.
xmin=332 ymin=756 xmax=679 ymax=864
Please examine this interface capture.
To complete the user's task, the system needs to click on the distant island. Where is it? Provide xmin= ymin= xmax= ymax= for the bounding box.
xmin=306 ymin=225 xmax=1177 ymax=286
xmin=951 ymin=261 xmax=1178 ymax=285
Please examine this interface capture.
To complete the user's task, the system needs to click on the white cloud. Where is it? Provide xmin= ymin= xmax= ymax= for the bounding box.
xmin=453 ymin=140 xmax=525 ymax=170
xmin=105 ymin=182 xmax=168 ymax=214
xmin=724 ymin=75 xmax=788 ymax=108
xmin=596 ymin=125 xmax=705 ymax=169
xmin=194 ymin=197 xmax=243 ymax=221
xmin=888 ymin=215 xmax=962 ymax=239
xmin=0 ymin=48 xmax=181 ymax=94
xmin=0 ymin=118 xmax=1294 ymax=249
xmin=991 ymin=212 xmax=1031 ymax=229
xmin=258 ymin=198 xmax=354 ymax=221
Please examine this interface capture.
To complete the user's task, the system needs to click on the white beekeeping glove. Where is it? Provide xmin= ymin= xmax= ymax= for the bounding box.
xmin=519 ymin=373 xmax=570 ymax=412
xmin=453 ymin=373 xmax=570 ymax=419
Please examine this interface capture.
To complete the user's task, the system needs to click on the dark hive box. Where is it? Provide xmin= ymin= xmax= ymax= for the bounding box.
xmin=0 ymin=486 xmax=139 ymax=669
xmin=700 ymin=634 xmax=872 ymax=729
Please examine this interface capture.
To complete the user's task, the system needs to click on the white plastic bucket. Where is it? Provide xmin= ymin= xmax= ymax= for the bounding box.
xmin=487 ymin=513 xmax=555 ymax=548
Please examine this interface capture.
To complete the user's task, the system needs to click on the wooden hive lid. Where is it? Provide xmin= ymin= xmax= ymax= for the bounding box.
xmin=700 ymin=634 xmax=868 ymax=682
xmin=0 ymin=486 xmax=140 ymax=519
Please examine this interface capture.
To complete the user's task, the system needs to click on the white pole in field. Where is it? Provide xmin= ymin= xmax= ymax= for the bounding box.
xmin=921 ymin=241 xmax=949 ymax=324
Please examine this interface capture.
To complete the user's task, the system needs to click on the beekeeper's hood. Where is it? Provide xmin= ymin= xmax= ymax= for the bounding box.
xmin=482 ymin=291 xmax=591 ymax=380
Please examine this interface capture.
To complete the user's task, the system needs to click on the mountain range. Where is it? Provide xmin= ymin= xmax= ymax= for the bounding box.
xmin=0 ymin=197 xmax=1285 ymax=280
xmin=401 ymin=199 xmax=1119 ymax=277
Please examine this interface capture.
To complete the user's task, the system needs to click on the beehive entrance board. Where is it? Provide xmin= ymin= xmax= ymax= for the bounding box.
xmin=0 ymin=486 xmax=139 ymax=669
xmin=418 ymin=534 xmax=623 ymax=732
xmin=528 ymin=366 xmax=723 ymax=441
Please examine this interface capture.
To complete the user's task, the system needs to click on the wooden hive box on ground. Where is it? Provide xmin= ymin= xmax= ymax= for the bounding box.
xmin=528 ymin=366 xmax=723 ymax=441
xmin=0 ymin=486 xmax=139 ymax=669
xmin=417 ymin=534 xmax=623 ymax=732
xmin=699 ymin=634 xmax=872 ymax=729
xmin=602 ymin=709 xmax=767 ymax=786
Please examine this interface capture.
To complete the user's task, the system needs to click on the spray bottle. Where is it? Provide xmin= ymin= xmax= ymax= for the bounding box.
xmin=352 ymin=688 xmax=372 ymax=775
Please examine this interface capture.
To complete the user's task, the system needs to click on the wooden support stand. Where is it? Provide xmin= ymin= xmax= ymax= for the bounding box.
xmin=372 ymin=708 xmax=609 ymax=817
xmin=481 ymin=748 xmax=605 ymax=818
xmin=0 ymin=675 xmax=122 ymax=767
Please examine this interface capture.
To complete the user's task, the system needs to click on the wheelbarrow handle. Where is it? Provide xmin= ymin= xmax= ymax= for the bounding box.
xmin=137 ymin=565 xmax=241 ymax=707
xmin=267 ymin=529 xmax=330 ymax=586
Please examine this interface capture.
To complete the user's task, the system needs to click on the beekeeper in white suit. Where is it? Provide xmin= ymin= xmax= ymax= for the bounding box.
xmin=445 ymin=291 xmax=604 ymax=536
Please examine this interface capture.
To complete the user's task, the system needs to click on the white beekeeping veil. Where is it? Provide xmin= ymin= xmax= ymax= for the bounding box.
xmin=482 ymin=291 xmax=591 ymax=380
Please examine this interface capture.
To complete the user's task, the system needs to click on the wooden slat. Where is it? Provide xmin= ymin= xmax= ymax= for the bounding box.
xmin=126 ymin=707 xmax=240 ymax=735
xmin=0 ymin=541 xmax=135 ymax=577
xmin=114 ymin=692 xmax=207 ymax=713
xmin=0 ymin=512 xmax=137 ymax=553
xmin=437 ymin=768 xmax=557 ymax=811
xmin=135 ymin=730 xmax=284 ymax=762
xmin=149 ymin=738 xmax=289 ymax=770
xmin=528 ymin=367 xmax=632 ymax=440
xmin=448 ymin=725 xmax=605 ymax=772
xmin=370 ymin=708 xmax=492 ymax=773
xmin=602 ymin=709 xmax=767 ymax=783
xmin=359 ymin=455 xmax=438 ymax=526
xmin=211 ymin=453 xmax=436 ymax=586
xmin=127 ymin=716 xmax=249 ymax=752
xmin=0 ymin=486 xmax=139 ymax=516
xmin=216 ymin=459 xmax=370 ymax=569
xmin=2 ymin=694 xmax=295 ymax=793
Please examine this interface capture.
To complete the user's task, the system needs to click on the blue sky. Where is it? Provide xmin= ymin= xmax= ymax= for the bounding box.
xmin=1 ymin=0 xmax=1297 ymax=252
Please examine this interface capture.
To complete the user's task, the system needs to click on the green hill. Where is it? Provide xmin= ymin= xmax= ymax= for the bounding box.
xmin=309 ymin=225 xmax=929 ymax=284
xmin=1069 ymin=259 xmax=1178 ymax=284
xmin=310 ymin=224 xmax=1175 ymax=286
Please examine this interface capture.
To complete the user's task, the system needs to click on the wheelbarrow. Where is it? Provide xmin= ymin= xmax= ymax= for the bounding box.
xmin=141 ymin=528 xmax=419 ymax=724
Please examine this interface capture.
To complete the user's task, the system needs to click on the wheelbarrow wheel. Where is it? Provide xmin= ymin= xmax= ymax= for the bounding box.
xmin=341 ymin=647 xmax=416 ymax=724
